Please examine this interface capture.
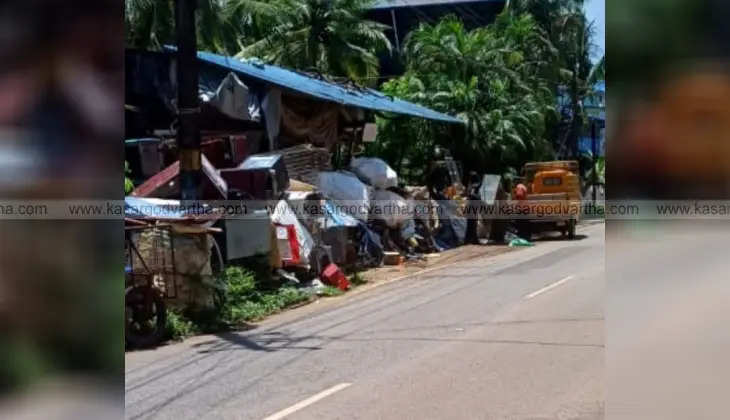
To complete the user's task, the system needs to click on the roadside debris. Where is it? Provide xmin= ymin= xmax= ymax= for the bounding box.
xmin=350 ymin=157 xmax=398 ymax=189
xmin=508 ymin=238 xmax=535 ymax=247
xmin=317 ymin=171 xmax=371 ymax=222
xmin=321 ymin=263 xmax=350 ymax=291
xmin=123 ymin=48 xmax=538 ymax=348
xmin=131 ymin=153 xmax=228 ymax=199
xmin=383 ymin=251 xmax=405 ymax=266
xmin=505 ymin=232 xmax=534 ymax=247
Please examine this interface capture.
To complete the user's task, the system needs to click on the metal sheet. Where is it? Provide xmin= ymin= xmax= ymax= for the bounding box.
xmin=224 ymin=209 xmax=272 ymax=260
xmin=162 ymin=47 xmax=463 ymax=124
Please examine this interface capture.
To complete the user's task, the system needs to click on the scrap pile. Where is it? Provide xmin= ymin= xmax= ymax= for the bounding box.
xmin=124 ymin=57 xmax=485 ymax=296
xmin=123 ymin=48 xmax=477 ymax=348
xmin=126 ymin=130 xmax=503 ymax=299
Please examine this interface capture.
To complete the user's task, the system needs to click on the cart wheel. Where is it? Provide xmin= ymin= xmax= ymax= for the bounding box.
xmin=125 ymin=285 xmax=166 ymax=348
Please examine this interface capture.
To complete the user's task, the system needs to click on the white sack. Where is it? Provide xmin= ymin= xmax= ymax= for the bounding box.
xmin=317 ymin=171 xmax=370 ymax=222
xmin=350 ymin=157 xmax=398 ymax=189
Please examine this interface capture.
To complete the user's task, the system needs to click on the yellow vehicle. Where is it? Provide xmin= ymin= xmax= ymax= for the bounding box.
xmin=511 ymin=161 xmax=582 ymax=240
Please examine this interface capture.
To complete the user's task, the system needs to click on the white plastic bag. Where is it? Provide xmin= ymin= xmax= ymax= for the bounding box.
xmin=317 ymin=171 xmax=370 ymax=221
xmin=271 ymin=200 xmax=314 ymax=265
xmin=350 ymin=157 xmax=398 ymax=189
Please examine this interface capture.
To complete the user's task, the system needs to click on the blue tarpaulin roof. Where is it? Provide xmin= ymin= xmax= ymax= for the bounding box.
xmin=166 ymin=48 xmax=463 ymax=124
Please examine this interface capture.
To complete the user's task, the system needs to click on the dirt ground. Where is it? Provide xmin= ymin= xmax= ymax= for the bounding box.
xmin=359 ymin=244 xmax=517 ymax=285
xmin=339 ymin=220 xmax=602 ymax=299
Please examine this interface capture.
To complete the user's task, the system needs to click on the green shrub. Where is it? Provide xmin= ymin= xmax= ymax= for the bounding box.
xmin=124 ymin=161 xmax=134 ymax=194
xmin=227 ymin=301 xmax=267 ymax=324
xmin=224 ymin=287 xmax=311 ymax=323
xmin=277 ymin=287 xmax=311 ymax=306
xmin=214 ymin=266 xmax=313 ymax=323
xmin=350 ymin=271 xmax=367 ymax=286
xmin=165 ymin=310 xmax=199 ymax=341
xmin=222 ymin=266 xmax=257 ymax=302
xmin=159 ymin=266 xmax=316 ymax=339
xmin=320 ymin=286 xmax=344 ymax=297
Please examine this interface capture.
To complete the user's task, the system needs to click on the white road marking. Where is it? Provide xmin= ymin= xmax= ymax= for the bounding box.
xmin=262 ymin=382 xmax=352 ymax=420
xmin=525 ymin=275 xmax=575 ymax=300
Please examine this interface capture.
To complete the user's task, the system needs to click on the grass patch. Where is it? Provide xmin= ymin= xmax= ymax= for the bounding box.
xmin=161 ymin=264 xmax=365 ymax=343
xmin=169 ymin=266 xmax=314 ymax=334
xmin=350 ymin=271 xmax=367 ymax=286
xmin=218 ymin=266 xmax=311 ymax=323
xmin=224 ymin=286 xmax=312 ymax=323
xmin=319 ymin=286 xmax=344 ymax=297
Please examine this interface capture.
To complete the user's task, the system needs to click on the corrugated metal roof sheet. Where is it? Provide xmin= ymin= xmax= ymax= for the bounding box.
xmin=173 ymin=49 xmax=463 ymax=124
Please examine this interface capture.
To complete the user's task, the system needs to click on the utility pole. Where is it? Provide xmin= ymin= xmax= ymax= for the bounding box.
xmin=175 ymin=0 xmax=201 ymax=201
xmin=591 ymin=119 xmax=597 ymax=202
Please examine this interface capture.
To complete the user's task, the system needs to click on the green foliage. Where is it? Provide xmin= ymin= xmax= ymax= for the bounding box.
xmin=259 ymin=287 xmax=311 ymax=312
xmin=222 ymin=266 xmax=258 ymax=302
xmin=125 ymin=0 xmax=279 ymax=55
xmin=350 ymin=271 xmax=367 ymax=286
xmin=165 ymin=309 xmax=199 ymax=341
xmin=506 ymin=0 xmax=598 ymax=155
xmin=319 ymin=286 xmax=344 ymax=297
xmin=125 ymin=161 xmax=134 ymax=195
xmin=223 ymin=286 xmax=312 ymax=324
xmin=374 ymin=13 xmax=559 ymax=181
xmin=238 ymin=0 xmax=391 ymax=84
xmin=125 ymin=0 xmax=390 ymax=84
xmin=160 ymin=266 xmax=313 ymax=339
xmin=581 ymin=154 xmax=605 ymax=185
xmin=125 ymin=0 xmax=175 ymax=51
xmin=369 ymin=3 xmax=602 ymax=180
xmin=217 ymin=266 xmax=311 ymax=324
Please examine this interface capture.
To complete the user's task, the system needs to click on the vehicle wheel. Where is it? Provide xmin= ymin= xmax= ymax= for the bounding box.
xmin=567 ymin=220 xmax=576 ymax=240
xmin=125 ymin=285 xmax=166 ymax=348
xmin=516 ymin=222 xmax=532 ymax=241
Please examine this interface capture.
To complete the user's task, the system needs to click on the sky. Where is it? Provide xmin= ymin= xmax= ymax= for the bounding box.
xmin=584 ymin=0 xmax=605 ymax=61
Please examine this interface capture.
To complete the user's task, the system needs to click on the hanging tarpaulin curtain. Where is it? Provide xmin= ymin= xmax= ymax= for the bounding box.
xmin=262 ymin=88 xmax=282 ymax=150
xmin=280 ymin=95 xmax=339 ymax=149
xmin=198 ymin=72 xmax=261 ymax=122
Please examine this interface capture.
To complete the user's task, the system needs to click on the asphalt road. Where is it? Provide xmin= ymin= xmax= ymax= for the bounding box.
xmin=126 ymin=222 xmax=605 ymax=420
xmin=606 ymin=221 xmax=730 ymax=420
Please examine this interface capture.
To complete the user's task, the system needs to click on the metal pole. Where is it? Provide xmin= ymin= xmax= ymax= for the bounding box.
xmin=591 ymin=120 xmax=597 ymax=202
xmin=176 ymin=0 xmax=201 ymax=201
xmin=390 ymin=9 xmax=400 ymax=52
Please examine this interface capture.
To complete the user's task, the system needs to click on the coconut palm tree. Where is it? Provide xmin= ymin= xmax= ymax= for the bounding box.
xmin=125 ymin=0 xmax=175 ymax=51
xmin=376 ymin=14 xmax=558 ymax=178
xmin=237 ymin=0 xmax=392 ymax=84
xmin=125 ymin=0 xmax=277 ymax=55
xmin=505 ymin=0 xmax=596 ymax=158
